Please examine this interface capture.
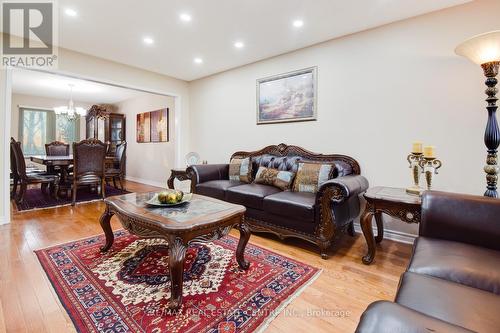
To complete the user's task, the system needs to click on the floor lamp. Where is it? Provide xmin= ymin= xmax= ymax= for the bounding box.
xmin=455 ymin=31 xmax=500 ymax=198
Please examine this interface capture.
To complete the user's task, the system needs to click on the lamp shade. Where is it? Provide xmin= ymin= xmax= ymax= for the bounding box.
xmin=455 ymin=30 xmax=500 ymax=65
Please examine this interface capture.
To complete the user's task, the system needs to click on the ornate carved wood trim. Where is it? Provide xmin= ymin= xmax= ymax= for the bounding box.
xmin=246 ymin=216 xmax=318 ymax=244
xmin=189 ymin=225 xmax=233 ymax=244
xmin=230 ymin=143 xmax=361 ymax=175
xmin=315 ymin=186 xmax=340 ymax=242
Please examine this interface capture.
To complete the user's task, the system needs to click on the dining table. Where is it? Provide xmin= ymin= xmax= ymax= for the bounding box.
xmin=30 ymin=154 xmax=117 ymax=183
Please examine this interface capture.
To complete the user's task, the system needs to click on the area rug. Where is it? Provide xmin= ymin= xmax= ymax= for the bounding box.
xmin=15 ymin=185 xmax=129 ymax=212
xmin=35 ymin=231 xmax=321 ymax=333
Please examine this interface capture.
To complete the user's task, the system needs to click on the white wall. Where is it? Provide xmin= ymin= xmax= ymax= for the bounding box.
xmin=0 ymin=70 xmax=11 ymax=225
xmin=1 ymin=38 xmax=189 ymax=224
xmin=188 ymin=0 xmax=500 ymax=236
xmin=115 ymin=94 xmax=175 ymax=187
xmin=10 ymin=93 xmax=89 ymax=141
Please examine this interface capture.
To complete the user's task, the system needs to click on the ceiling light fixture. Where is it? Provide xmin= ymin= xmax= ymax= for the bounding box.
xmin=143 ymin=37 xmax=154 ymax=45
xmin=194 ymin=57 xmax=203 ymax=64
xmin=54 ymin=84 xmax=87 ymax=120
xmin=180 ymin=13 xmax=192 ymax=22
xmin=234 ymin=41 xmax=245 ymax=49
xmin=293 ymin=19 xmax=304 ymax=28
xmin=65 ymin=8 xmax=77 ymax=17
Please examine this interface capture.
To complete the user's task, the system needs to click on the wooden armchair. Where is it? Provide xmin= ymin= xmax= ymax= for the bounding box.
xmin=11 ymin=139 xmax=59 ymax=204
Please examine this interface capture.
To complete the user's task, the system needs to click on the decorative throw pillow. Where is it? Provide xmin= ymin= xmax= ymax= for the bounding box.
xmin=254 ymin=166 xmax=295 ymax=190
xmin=292 ymin=162 xmax=336 ymax=193
xmin=229 ymin=157 xmax=252 ymax=183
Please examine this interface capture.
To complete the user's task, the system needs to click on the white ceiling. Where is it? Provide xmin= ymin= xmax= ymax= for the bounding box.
xmin=55 ymin=0 xmax=471 ymax=81
xmin=11 ymin=0 xmax=471 ymax=81
xmin=12 ymin=69 xmax=144 ymax=103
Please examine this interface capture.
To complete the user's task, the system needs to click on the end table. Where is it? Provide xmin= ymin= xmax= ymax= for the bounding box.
xmin=361 ymin=186 xmax=421 ymax=265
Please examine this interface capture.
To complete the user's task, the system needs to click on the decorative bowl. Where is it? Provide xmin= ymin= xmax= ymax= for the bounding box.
xmin=146 ymin=193 xmax=192 ymax=207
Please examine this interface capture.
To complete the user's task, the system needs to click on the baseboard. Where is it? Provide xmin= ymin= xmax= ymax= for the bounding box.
xmin=0 ymin=215 xmax=7 ymax=225
xmin=125 ymin=176 xmax=164 ymax=188
xmin=353 ymin=223 xmax=416 ymax=244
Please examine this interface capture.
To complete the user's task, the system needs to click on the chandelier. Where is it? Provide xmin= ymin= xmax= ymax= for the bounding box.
xmin=53 ymin=84 xmax=87 ymax=120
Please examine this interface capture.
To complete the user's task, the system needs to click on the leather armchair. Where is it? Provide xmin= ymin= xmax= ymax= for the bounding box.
xmin=356 ymin=191 xmax=500 ymax=333
xmin=420 ymin=191 xmax=500 ymax=251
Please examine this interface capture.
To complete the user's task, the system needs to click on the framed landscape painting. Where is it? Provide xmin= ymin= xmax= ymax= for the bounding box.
xmin=257 ymin=67 xmax=317 ymax=124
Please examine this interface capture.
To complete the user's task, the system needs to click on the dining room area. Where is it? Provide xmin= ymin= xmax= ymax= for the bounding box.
xmin=9 ymin=68 xmax=176 ymax=213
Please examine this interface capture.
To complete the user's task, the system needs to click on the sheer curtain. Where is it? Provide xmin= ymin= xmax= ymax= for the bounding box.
xmin=19 ymin=107 xmax=80 ymax=155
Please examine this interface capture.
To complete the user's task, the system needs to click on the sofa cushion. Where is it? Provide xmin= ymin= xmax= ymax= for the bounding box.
xmin=226 ymin=183 xmax=281 ymax=210
xmin=229 ymin=157 xmax=252 ymax=183
xmin=395 ymin=272 xmax=500 ymax=333
xmin=196 ymin=180 xmax=244 ymax=200
xmin=355 ymin=301 xmax=474 ymax=333
xmin=263 ymin=191 xmax=315 ymax=222
xmin=254 ymin=166 xmax=295 ymax=190
xmin=292 ymin=161 xmax=335 ymax=193
xmin=408 ymin=237 xmax=500 ymax=294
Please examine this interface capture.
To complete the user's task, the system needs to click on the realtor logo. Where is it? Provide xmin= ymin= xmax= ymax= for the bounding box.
xmin=1 ymin=0 xmax=58 ymax=68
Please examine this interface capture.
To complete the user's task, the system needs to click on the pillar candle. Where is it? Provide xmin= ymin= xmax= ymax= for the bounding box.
xmin=423 ymin=146 xmax=436 ymax=158
xmin=412 ymin=141 xmax=423 ymax=154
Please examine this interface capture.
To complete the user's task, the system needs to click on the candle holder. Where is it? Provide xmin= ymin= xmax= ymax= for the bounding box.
xmin=406 ymin=152 xmax=424 ymax=195
xmin=419 ymin=157 xmax=443 ymax=190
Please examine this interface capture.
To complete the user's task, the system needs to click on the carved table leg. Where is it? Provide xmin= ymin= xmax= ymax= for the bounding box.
xmin=167 ymin=237 xmax=187 ymax=310
xmin=99 ymin=206 xmax=115 ymax=252
xmin=236 ymin=221 xmax=251 ymax=270
xmin=360 ymin=209 xmax=376 ymax=265
xmin=374 ymin=212 xmax=384 ymax=243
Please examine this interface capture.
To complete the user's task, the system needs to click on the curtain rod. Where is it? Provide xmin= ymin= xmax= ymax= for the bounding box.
xmin=17 ymin=105 xmax=55 ymax=111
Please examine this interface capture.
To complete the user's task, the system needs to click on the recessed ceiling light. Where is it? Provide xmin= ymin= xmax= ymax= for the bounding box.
xmin=180 ymin=13 xmax=192 ymax=22
xmin=65 ymin=8 xmax=77 ymax=17
xmin=194 ymin=57 xmax=203 ymax=64
xmin=234 ymin=41 xmax=245 ymax=49
xmin=143 ymin=37 xmax=154 ymax=45
xmin=293 ymin=19 xmax=304 ymax=28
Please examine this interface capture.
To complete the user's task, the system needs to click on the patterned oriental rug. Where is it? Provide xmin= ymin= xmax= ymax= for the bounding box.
xmin=35 ymin=231 xmax=321 ymax=333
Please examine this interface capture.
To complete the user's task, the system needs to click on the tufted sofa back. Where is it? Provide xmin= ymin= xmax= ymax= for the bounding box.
xmin=251 ymin=154 xmax=353 ymax=179
xmin=231 ymin=143 xmax=360 ymax=180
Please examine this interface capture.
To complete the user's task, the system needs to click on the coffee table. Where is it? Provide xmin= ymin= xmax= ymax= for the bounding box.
xmin=99 ymin=192 xmax=249 ymax=310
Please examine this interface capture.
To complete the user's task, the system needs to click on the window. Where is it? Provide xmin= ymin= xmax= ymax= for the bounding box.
xmin=19 ymin=107 xmax=80 ymax=156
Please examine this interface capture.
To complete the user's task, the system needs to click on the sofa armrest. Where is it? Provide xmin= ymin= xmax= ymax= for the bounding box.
xmin=187 ymin=164 xmax=229 ymax=193
xmin=318 ymin=175 xmax=369 ymax=204
xmin=355 ymin=301 xmax=474 ymax=333
xmin=420 ymin=191 xmax=500 ymax=251
xmin=314 ymin=175 xmax=369 ymax=258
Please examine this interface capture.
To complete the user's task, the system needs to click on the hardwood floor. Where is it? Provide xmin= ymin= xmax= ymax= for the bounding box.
xmin=1 ymin=181 xmax=412 ymax=333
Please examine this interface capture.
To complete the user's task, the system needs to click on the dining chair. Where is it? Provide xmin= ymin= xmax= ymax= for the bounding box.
xmin=11 ymin=139 xmax=59 ymax=204
xmin=45 ymin=140 xmax=71 ymax=175
xmin=105 ymin=141 xmax=127 ymax=190
xmin=45 ymin=141 xmax=70 ymax=156
xmin=67 ymin=139 xmax=107 ymax=206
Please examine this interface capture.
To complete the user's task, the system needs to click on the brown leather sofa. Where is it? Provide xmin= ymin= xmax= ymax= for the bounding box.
xmin=355 ymin=191 xmax=500 ymax=333
xmin=187 ymin=143 xmax=369 ymax=259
